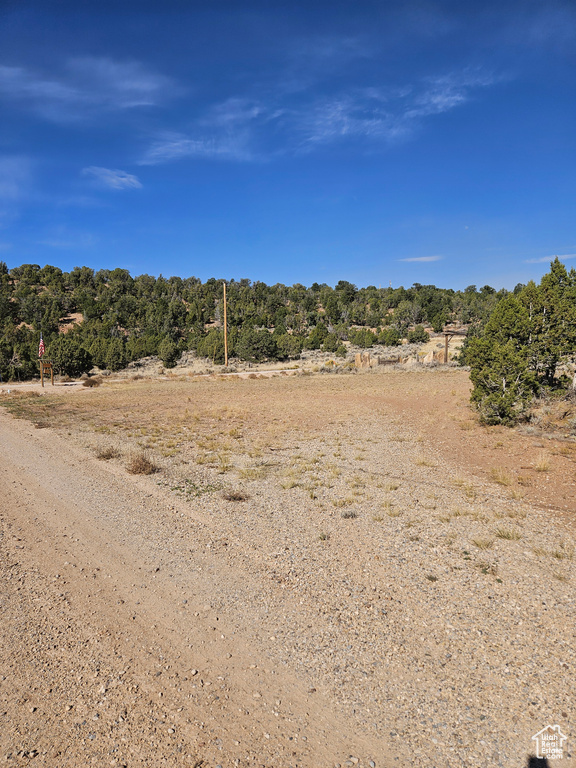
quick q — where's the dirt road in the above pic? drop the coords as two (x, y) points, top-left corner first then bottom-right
(0, 408), (387, 768)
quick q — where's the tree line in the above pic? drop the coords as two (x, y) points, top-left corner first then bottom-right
(0, 260), (510, 382)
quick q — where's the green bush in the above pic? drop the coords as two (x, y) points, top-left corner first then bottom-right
(407, 325), (430, 344)
(469, 338), (538, 424)
(158, 338), (179, 368)
(196, 329), (226, 364)
(322, 332), (340, 353)
(276, 333), (303, 359)
(351, 329), (376, 348)
(304, 323), (329, 350)
(105, 338), (126, 371)
(235, 328), (278, 363)
(378, 327), (401, 346)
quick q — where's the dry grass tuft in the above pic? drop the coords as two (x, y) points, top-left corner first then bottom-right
(495, 527), (522, 540)
(551, 545), (574, 561)
(415, 455), (437, 467)
(534, 454), (550, 472)
(126, 451), (158, 475)
(509, 488), (526, 500)
(472, 537), (495, 550)
(532, 545), (573, 560)
(490, 467), (512, 486)
(341, 510), (358, 519)
(222, 490), (249, 501)
(217, 452), (232, 473)
(95, 444), (120, 460)
(553, 572), (569, 582)
(333, 497), (354, 508)
(476, 561), (498, 576)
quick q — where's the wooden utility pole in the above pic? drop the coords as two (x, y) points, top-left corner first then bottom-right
(223, 281), (228, 367)
(442, 328), (468, 363)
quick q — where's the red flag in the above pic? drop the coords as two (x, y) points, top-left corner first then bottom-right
(38, 336), (45, 358)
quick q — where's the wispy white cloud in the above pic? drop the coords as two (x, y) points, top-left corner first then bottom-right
(296, 94), (391, 146)
(0, 57), (175, 121)
(140, 97), (272, 165)
(68, 57), (174, 108)
(141, 64), (497, 165)
(399, 255), (443, 263)
(299, 70), (496, 148)
(133, 48), (499, 169)
(140, 132), (254, 165)
(525, 254), (576, 264)
(199, 97), (266, 128)
(83, 166), (142, 190)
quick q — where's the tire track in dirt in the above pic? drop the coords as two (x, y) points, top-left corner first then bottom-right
(0, 409), (394, 767)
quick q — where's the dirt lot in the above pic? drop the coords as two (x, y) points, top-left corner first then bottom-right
(1, 367), (574, 767)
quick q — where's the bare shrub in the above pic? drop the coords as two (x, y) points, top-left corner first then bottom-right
(83, 376), (102, 388)
(127, 451), (158, 475)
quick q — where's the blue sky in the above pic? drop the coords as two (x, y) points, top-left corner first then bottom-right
(0, 0), (574, 290)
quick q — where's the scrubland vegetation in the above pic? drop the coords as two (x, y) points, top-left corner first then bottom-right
(0, 260), (503, 379)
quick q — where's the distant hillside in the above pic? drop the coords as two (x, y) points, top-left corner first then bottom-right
(0, 262), (508, 380)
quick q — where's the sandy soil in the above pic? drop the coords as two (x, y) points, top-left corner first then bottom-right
(1, 367), (574, 768)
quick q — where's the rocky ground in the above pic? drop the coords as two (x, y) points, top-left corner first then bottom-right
(0, 367), (574, 767)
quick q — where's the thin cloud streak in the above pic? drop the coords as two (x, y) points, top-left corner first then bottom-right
(525, 254), (576, 264)
(0, 58), (175, 121)
(140, 133), (254, 165)
(83, 166), (142, 190)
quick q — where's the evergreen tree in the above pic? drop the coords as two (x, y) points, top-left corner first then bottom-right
(49, 335), (92, 377)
